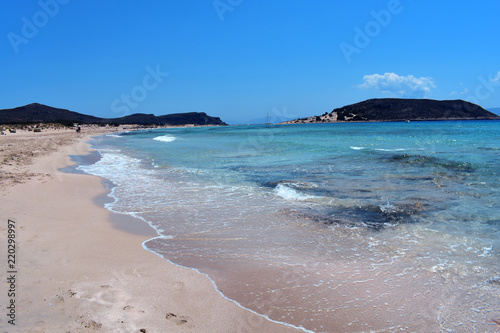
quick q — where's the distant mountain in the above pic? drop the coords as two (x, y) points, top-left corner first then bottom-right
(283, 99), (500, 124)
(0, 103), (102, 124)
(0, 103), (227, 126)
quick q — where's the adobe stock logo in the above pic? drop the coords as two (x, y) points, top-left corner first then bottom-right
(466, 71), (500, 106)
(213, 0), (243, 21)
(340, 0), (405, 64)
(110, 65), (169, 117)
(7, 0), (71, 54)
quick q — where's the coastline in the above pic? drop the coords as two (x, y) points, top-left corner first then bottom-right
(0, 129), (298, 332)
(279, 117), (500, 125)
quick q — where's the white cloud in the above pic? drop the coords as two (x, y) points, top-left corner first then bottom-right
(492, 71), (500, 83)
(358, 72), (436, 98)
(450, 86), (469, 96)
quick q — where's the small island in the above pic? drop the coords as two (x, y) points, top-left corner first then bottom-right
(282, 98), (500, 124)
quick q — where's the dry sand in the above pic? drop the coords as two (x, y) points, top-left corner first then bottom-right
(0, 128), (299, 332)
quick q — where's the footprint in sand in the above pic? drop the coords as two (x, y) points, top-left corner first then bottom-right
(166, 312), (190, 325)
(173, 281), (185, 291)
(123, 305), (133, 312)
(84, 320), (102, 329)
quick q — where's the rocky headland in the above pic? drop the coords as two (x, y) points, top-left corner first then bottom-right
(282, 99), (500, 124)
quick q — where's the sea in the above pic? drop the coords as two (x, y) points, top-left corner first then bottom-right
(79, 121), (500, 332)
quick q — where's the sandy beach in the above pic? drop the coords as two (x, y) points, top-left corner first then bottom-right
(0, 127), (299, 332)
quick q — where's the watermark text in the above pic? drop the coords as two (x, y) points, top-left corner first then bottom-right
(7, 0), (71, 54)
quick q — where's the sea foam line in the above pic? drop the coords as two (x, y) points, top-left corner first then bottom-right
(77, 150), (168, 238)
(350, 146), (424, 152)
(153, 134), (176, 143)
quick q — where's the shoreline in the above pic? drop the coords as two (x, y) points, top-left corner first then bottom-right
(278, 117), (500, 125)
(0, 129), (298, 332)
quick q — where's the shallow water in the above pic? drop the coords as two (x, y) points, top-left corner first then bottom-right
(80, 121), (500, 332)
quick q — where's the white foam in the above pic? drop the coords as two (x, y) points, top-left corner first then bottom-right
(96, 148), (122, 153)
(351, 146), (422, 152)
(379, 200), (397, 213)
(273, 183), (314, 201)
(375, 148), (408, 152)
(153, 135), (176, 143)
(478, 246), (493, 257)
(79, 151), (149, 180)
(78, 151), (168, 237)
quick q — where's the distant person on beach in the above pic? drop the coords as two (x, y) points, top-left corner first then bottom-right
(76, 126), (81, 133)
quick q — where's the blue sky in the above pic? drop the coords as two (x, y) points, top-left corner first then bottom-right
(1, 0), (499, 124)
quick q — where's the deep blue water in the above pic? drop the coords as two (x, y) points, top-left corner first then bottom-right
(81, 121), (500, 332)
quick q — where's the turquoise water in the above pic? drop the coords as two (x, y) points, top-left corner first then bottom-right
(81, 121), (500, 332)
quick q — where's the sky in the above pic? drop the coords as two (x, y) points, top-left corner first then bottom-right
(1, 1), (499, 124)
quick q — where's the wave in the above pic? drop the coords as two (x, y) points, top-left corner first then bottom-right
(375, 148), (409, 152)
(78, 151), (153, 185)
(77, 151), (167, 235)
(96, 148), (122, 153)
(273, 183), (315, 201)
(350, 146), (423, 152)
(153, 135), (177, 143)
